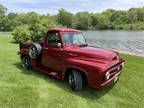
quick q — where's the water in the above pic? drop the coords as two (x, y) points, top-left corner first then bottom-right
(82, 30), (144, 54)
(0, 32), (11, 35)
(1, 31), (144, 54)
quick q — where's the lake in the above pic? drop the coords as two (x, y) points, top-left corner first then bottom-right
(82, 30), (144, 54)
(0, 31), (144, 54)
(0, 32), (11, 35)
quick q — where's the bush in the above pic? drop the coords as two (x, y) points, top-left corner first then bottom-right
(30, 23), (45, 42)
(12, 25), (31, 43)
(11, 14), (63, 43)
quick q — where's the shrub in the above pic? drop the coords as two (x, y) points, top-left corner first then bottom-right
(12, 15), (62, 43)
(30, 23), (45, 42)
(12, 25), (31, 43)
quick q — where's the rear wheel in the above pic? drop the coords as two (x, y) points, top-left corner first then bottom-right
(22, 56), (32, 70)
(68, 69), (83, 91)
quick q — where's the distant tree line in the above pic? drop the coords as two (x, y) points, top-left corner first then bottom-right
(1, 4), (144, 42)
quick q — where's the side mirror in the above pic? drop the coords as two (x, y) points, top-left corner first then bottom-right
(57, 43), (62, 48)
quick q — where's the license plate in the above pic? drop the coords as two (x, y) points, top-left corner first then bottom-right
(113, 76), (118, 83)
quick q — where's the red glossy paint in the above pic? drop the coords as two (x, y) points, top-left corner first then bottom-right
(19, 28), (125, 90)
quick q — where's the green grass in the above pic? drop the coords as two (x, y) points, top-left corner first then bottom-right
(0, 35), (144, 108)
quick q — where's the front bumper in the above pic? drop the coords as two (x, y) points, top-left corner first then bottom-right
(101, 70), (121, 87)
(100, 60), (124, 89)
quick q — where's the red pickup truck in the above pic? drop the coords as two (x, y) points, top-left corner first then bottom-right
(19, 28), (124, 91)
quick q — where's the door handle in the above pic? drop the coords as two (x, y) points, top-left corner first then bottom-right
(56, 53), (60, 56)
(43, 47), (48, 50)
(69, 53), (78, 56)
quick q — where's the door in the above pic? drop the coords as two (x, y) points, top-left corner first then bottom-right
(42, 32), (65, 72)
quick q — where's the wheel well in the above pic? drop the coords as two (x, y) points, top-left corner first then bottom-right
(21, 54), (28, 59)
(64, 68), (88, 86)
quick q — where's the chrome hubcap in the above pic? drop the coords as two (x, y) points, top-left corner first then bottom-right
(68, 74), (74, 85)
(23, 58), (29, 69)
(29, 46), (37, 59)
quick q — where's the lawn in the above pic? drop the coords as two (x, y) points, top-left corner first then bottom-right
(0, 35), (144, 108)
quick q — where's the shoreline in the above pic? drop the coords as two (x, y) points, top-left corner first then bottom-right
(115, 50), (144, 57)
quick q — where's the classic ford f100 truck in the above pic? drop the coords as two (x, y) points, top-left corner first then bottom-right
(19, 28), (124, 91)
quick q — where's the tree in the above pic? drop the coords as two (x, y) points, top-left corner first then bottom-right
(75, 12), (89, 30)
(137, 8), (144, 22)
(0, 4), (7, 14)
(89, 13), (98, 29)
(0, 4), (9, 31)
(1, 3), (144, 34)
(12, 12), (62, 42)
(57, 9), (73, 28)
(127, 8), (138, 23)
(12, 25), (31, 43)
(94, 14), (110, 30)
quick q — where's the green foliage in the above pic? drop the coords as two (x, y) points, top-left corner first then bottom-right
(75, 12), (89, 30)
(89, 13), (98, 28)
(11, 12), (62, 43)
(0, 5), (9, 31)
(30, 23), (45, 42)
(0, 4), (7, 14)
(95, 14), (110, 29)
(12, 25), (31, 43)
(2, 4), (144, 42)
(115, 23), (144, 30)
(0, 15), (10, 31)
(127, 8), (138, 23)
(57, 9), (73, 28)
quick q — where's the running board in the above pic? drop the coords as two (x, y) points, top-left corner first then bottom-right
(34, 64), (61, 79)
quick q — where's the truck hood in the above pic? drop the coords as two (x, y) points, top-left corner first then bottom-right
(66, 46), (118, 61)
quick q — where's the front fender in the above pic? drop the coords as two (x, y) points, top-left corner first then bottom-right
(64, 57), (109, 73)
(63, 57), (110, 84)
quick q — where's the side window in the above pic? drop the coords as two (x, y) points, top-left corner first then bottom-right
(47, 33), (60, 46)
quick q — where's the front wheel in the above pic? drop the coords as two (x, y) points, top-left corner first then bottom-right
(22, 56), (32, 70)
(68, 70), (83, 91)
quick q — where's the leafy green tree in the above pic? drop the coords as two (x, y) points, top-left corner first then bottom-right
(95, 14), (110, 29)
(57, 9), (73, 28)
(89, 13), (98, 29)
(12, 12), (62, 42)
(29, 13), (62, 41)
(127, 8), (138, 23)
(7, 13), (18, 30)
(0, 4), (7, 14)
(75, 12), (89, 30)
(2, 3), (144, 35)
(12, 25), (31, 43)
(137, 8), (144, 22)
(0, 5), (9, 31)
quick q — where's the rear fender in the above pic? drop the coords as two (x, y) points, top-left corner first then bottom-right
(20, 48), (29, 55)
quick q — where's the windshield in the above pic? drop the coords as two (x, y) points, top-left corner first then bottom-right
(62, 32), (87, 46)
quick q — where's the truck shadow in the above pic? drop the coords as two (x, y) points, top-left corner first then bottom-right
(13, 62), (115, 100)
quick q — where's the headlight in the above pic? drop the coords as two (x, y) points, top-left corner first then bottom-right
(105, 71), (110, 80)
(122, 62), (125, 68)
(116, 55), (120, 60)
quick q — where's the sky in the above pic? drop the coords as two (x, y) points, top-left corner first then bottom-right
(1, 0), (144, 14)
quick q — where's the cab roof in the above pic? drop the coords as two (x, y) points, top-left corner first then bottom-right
(48, 28), (80, 32)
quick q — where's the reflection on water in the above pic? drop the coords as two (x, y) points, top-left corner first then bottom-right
(82, 30), (144, 54)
